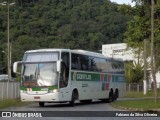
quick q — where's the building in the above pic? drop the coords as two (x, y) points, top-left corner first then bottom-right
(102, 43), (160, 87)
(102, 43), (133, 61)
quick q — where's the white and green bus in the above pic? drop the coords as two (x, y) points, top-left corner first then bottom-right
(13, 49), (125, 107)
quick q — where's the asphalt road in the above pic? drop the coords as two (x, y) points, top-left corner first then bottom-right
(1, 100), (122, 111)
(0, 100), (159, 120)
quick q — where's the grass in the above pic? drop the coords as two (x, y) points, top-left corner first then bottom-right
(123, 89), (160, 98)
(112, 99), (160, 111)
(0, 99), (32, 109)
(112, 89), (160, 111)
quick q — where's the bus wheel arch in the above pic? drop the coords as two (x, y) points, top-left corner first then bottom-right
(69, 88), (79, 106)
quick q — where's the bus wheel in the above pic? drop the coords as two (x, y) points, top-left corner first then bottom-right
(114, 89), (119, 100)
(39, 102), (45, 107)
(69, 90), (78, 107)
(108, 89), (114, 102)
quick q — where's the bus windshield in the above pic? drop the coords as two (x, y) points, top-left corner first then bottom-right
(22, 63), (58, 87)
(21, 52), (59, 87)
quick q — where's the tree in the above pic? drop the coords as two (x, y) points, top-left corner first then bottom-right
(125, 61), (144, 83)
(151, 0), (157, 103)
(0, 0), (131, 73)
(123, 0), (159, 102)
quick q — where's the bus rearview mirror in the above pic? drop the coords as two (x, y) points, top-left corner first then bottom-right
(57, 60), (61, 73)
(13, 61), (22, 74)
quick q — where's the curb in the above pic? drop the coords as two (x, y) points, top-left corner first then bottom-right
(147, 109), (160, 112)
(111, 104), (144, 111)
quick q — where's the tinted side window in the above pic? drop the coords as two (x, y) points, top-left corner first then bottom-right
(71, 53), (124, 73)
(71, 53), (80, 70)
(80, 55), (90, 71)
(71, 53), (90, 71)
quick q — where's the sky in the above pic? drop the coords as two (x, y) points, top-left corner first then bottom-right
(110, 0), (136, 6)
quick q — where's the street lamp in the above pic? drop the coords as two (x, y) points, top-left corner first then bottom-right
(0, 2), (15, 81)
(2, 51), (7, 56)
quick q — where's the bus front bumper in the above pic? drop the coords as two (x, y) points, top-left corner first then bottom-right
(20, 92), (61, 102)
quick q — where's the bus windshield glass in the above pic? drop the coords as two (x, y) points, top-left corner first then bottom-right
(21, 52), (59, 87)
(22, 63), (58, 87)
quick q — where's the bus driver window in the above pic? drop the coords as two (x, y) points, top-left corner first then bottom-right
(60, 52), (69, 88)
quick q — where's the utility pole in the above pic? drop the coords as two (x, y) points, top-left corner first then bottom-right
(143, 39), (147, 95)
(7, 2), (11, 82)
(0, 2), (15, 82)
(151, 0), (157, 103)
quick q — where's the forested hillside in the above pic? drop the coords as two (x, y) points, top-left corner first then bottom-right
(0, 0), (131, 72)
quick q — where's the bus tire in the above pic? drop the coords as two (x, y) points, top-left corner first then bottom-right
(69, 90), (78, 107)
(114, 89), (119, 100)
(39, 102), (45, 107)
(108, 89), (114, 102)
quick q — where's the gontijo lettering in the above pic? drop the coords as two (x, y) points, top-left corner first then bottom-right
(77, 73), (91, 80)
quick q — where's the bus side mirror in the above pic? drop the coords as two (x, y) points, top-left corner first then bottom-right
(13, 61), (21, 74)
(57, 60), (61, 73)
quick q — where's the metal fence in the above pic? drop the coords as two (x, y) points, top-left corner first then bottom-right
(0, 82), (20, 100)
(126, 83), (160, 92)
(126, 83), (143, 92)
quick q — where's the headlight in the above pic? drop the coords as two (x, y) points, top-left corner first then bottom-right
(48, 89), (59, 93)
(20, 90), (27, 93)
(53, 89), (59, 92)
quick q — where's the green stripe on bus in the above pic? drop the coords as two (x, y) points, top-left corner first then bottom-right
(20, 86), (27, 91)
(71, 71), (100, 81)
(71, 71), (125, 82)
(48, 85), (58, 90)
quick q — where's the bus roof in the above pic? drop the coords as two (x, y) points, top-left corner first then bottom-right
(71, 49), (123, 61)
(25, 49), (71, 53)
(71, 49), (105, 58)
(24, 49), (123, 61)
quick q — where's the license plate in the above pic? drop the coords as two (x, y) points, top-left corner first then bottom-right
(34, 96), (40, 99)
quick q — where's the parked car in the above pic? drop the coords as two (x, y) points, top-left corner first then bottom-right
(0, 74), (15, 81)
